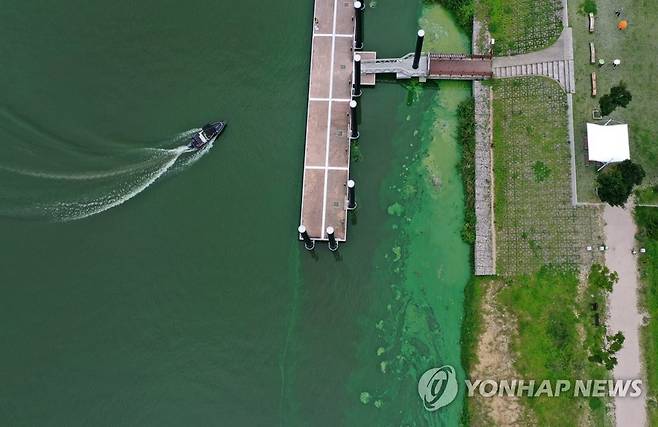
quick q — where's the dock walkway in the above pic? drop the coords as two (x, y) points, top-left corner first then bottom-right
(361, 53), (493, 81)
(299, 0), (356, 241)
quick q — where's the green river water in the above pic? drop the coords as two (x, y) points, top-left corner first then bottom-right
(0, 1), (471, 425)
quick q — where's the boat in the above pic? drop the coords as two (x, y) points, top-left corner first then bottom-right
(187, 121), (226, 150)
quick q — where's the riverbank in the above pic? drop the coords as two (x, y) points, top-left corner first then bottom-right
(462, 0), (616, 424)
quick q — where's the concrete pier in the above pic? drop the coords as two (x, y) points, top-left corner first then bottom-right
(299, 11), (493, 246)
(299, 0), (357, 241)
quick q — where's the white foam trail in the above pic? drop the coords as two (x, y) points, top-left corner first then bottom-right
(0, 161), (157, 181)
(0, 127), (213, 221)
(61, 148), (187, 221)
(0, 145), (191, 181)
(175, 138), (214, 170)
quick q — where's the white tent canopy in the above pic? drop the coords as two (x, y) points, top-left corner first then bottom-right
(586, 123), (630, 163)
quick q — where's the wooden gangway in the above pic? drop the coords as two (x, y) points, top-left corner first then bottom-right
(299, 0), (358, 243)
(428, 53), (493, 79)
(360, 52), (493, 82)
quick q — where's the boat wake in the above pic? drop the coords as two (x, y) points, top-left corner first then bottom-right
(0, 128), (212, 221)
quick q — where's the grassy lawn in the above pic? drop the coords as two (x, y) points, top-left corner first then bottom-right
(568, 0), (658, 202)
(478, 0), (563, 55)
(636, 185), (658, 205)
(635, 207), (658, 424)
(498, 266), (612, 425)
(491, 77), (603, 274)
(498, 270), (575, 423)
(464, 1), (624, 423)
(482, 77), (612, 424)
(580, 265), (616, 426)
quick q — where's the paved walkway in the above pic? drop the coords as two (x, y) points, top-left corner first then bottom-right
(604, 205), (647, 427)
(493, 28), (575, 93)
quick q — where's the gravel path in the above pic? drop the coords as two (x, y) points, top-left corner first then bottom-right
(604, 204), (647, 427)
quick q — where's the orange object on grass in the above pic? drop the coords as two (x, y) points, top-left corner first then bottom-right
(618, 20), (628, 30)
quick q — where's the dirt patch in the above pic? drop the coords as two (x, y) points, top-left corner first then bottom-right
(469, 281), (534, 426)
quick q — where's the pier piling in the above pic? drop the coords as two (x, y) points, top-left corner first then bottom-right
(347, 180), (357, 210)
(327, 226), (339, 251)
(298, 225), (315, 250)
(353, 54), (362, 97)
(349, 100), (359, 140)
(412, 29), (425, 70)
(354, 1), (364, 50)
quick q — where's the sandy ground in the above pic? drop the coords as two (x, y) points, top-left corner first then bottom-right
(604, 204), (647, 426)
(470, 282), (533, 426)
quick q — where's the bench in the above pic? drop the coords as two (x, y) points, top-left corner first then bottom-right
(589, 42), (596, 64)
(591, 72), (597, 96)
(589, 13), (595, 33)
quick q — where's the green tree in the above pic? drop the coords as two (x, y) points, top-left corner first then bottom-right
(597, 169), (630, 206)
(599, 81), (632, 116)
(607, 331), (625, 353)
(588, 264), (619, 292)
(597, 160), (645, 206)
(578, 0), (597, 15)
(589, 331), (625, 370)
(619, 159), (646, 186)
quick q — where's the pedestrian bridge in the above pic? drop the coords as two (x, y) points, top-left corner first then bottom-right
(360, 52), (493, 83)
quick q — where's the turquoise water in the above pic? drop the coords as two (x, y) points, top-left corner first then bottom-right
(0, 1), (471, 425)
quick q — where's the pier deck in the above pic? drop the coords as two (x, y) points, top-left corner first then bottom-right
(300, 0), (356, 241)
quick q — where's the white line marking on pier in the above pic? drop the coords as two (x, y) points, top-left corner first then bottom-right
(320, 0), (339, 239)
(314, 33), (353, 38)
(309, 97), (351, 102)
(305, 165), (349, 171)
